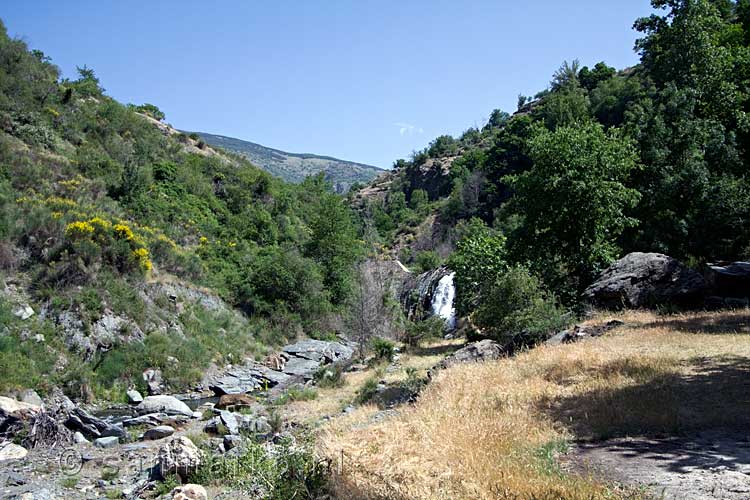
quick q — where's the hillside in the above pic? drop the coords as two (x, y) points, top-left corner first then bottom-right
(194, 132), (384, 193)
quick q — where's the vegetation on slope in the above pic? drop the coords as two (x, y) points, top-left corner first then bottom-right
(0, 20), (362, 399)
(359, 0), (750, 341)
(195, 132), (383, 193)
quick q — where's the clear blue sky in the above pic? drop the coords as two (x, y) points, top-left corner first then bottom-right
(3, 1), (653, 168)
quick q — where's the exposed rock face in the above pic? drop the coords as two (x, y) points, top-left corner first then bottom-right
(401, 267), (451, 321)
(143, 368), (164, 395)
(0, 396), (41, 419)
(94, 436), (119, 448)
(208, 339), (355, 394)
(403, 157), (455, 201)
(157, 437), (202, 479)
(13, 305), (34, 320)
(429, 339), (502, 377)
(583, 252), (707, 309)
(216, 393), (255, 410)
(136, 396), (193, 417)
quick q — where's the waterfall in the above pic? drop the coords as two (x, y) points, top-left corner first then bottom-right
(431, 272), (456, 330)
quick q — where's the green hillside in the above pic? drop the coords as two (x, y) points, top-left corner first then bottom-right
(195, 132), (384, 193)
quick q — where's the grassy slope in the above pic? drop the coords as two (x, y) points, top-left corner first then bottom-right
(320, 310), (750, 500)
(195, 132), (383, 192)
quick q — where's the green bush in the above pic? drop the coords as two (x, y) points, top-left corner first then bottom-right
(314, 363), (344, 388)
(413, 250), (440, 273)
(371, 337), (395, 362)
(402, 317), (445, 348)
(473, 265), (568, 350)
(355, 377), (380, 405)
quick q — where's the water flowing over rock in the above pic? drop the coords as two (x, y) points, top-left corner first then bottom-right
(401, 267), (451, 320)
(431, 272), (456, 330)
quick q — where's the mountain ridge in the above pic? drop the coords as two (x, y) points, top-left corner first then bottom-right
(193, 131), (385, 193)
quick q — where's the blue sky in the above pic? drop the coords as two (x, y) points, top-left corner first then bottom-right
(3, 1), (652, 168)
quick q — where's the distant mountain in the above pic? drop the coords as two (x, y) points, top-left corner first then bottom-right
(194, 132), (384, 193)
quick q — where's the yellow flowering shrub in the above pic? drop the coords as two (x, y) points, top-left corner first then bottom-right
(65, 221), (95, 237)
(131, 247), (152, 271)
(44, 196), (78, 211)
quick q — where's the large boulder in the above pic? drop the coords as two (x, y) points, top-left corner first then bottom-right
(583, 252), (707, 309)
(65, 408), (127, 440)
(157, 437), (202, 479)
(705, 262), (750, 299)
(171, 484), (208, 500)
(282, 339), (354, 365)
(0, 396), (41, 419)
(429, 339), (502, 377)
(0, 442), (28, 461)
(136, 396), (193, 417)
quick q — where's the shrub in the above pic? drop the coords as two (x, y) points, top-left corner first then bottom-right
(314, 363), (344, 389)
(355, 377), (380, 405)
(413, 250), (440, 273)
(473, 265), (568, 350)
(402, 317), (445, 348)
(371, 337), (395, 362)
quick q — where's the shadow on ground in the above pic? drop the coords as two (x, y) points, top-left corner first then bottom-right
(640, 312), (750, 334)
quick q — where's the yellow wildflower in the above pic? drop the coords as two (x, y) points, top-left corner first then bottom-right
(65, 221), (95, 237)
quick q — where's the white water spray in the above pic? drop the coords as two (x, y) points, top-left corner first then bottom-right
(431, 272), (456, 330)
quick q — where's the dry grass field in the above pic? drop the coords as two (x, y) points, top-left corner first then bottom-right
(319, 309), (750, 500)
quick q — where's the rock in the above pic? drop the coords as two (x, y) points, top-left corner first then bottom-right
(136, 395), (192, 417)
(546, 320), (624, 346)
(142, 368), (164, 395)
(32, 334), (44, 343)
(223, 434), (242, 451)
(94, 436), (119, 448)
(18, 389), (43, 408)
(705, 261), (750, 299)
(123, 413), (169, 427)
(13, 305), (34, 320)
(73, 431), (89, 444)
(208, 363), (294, 395)
(0, 396), (41, 419)
(280, 356), (321, 379)
(429, 339), (502, 377)
(583, 252), (707, 309)
(203, 416), (221, 435)
(157, 437), (202, 479)
(216, 393), (255, 410)
(5, 471), (26, 485)
(142, 425), (175, 440)
(126, 389), (144, 404)
(65, 408), (126, 440)
(238, 415), (271, 434)
(219, 410), (239, 435)
(282, 339), (354, 364)
(0, 442), (27, 461)
(171, 483), (208, 500)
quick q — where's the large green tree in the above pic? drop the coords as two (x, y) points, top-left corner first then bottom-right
(507, 122), (642, 300)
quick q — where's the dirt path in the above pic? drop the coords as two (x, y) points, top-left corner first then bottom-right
(567, 431), (750, 499)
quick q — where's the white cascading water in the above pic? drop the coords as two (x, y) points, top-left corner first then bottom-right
(431, 272), (456, 330)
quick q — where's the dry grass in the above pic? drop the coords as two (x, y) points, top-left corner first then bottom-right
(320, 309), (750, 500)
(282, 338), (463, 425)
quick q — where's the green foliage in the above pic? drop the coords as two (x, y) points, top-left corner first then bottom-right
(507, 122), (641, 301)
(371, 337), (395, 362)
(355, 376), (380, 405)
(413, 250), (441, 273)
(314, 363), (345, 388)
(448, 219), (507, 316)
(190, 437), (327, 499)
(401, 316), (445, 348)
(473, 265), (568, 350)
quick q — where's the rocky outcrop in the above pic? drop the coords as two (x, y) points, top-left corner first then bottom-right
(208, 339), (355, 394)
(583, 252), (707, 309)
(143, 425), (175, 440)
(546, 320), (624, 346)
(0, 442), (28, 461)
(171, 484), (208, 500)
(429, 339), (502, 377)
(65, 407), (126, 440)
(401, 267), (451, 320)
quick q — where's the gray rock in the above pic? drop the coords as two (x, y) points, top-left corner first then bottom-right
(18, 389), (43, 408)
(73, 431), (89, 444)
(13, 305), (34, 320)
(282, 339), (354, 364)
(142, 368), (163, 395)
(219, 410), (239, 435)
(157, 437), (202, 479)
(223, 434), (242, 451)
(126, 389), (143, 404)
(136, 395), (192, 417)
(429, 339), (502, 377)
(583, 252), (707, 309)
(4, 471), (26, 485)
(208, 363), (294, 395)
(94, 436), (119, 448)
(142, 425), (174, 440)
(705, 261), (750, 299)
(281, 357), (321, 379)
(65, 408), (126, 440)
(123, 413), (168, 427)
(0, 442), (27, 461)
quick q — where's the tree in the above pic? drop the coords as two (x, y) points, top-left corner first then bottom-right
(507, 122), (641, 300)
(578, 62), (617, 91)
